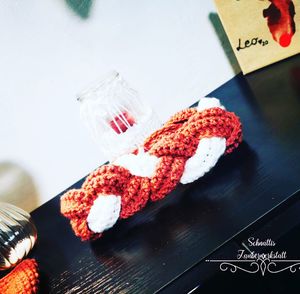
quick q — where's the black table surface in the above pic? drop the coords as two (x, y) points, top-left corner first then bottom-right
(28, 54), (300, 293)
(165, 189), (300, 294)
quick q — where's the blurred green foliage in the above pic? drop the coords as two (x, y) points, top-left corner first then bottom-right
(65, 0), (93, 19)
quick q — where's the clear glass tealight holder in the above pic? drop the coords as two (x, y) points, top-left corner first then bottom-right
(78, 71), (160, 161)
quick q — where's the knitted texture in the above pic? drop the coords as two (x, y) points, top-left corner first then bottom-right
(61, 98), (242, 241)
(0, 259), (39, 294)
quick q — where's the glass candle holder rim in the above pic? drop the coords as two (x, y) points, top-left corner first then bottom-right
(77, 71), (132, 103)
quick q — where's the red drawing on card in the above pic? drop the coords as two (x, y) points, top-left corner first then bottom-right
(263, 0), (296, 47)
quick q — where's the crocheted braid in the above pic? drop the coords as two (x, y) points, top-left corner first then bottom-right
(0, 259), (39, 294)
(61, 98), (242, 241)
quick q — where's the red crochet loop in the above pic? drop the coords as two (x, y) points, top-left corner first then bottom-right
(0, 259), (39, 294)
(61, 106), (242, 241)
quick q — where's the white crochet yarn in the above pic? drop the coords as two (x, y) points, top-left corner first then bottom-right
(87, 97), (226, 233)
(179, 97), (226, 184)
(197, 97), (225, 111)
(113, 148), (160, 178)
(87, 195), (121, 233)
(180, 137), (226, 184)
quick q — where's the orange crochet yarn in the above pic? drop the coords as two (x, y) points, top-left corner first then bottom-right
(61, 102), (242, 241)
(0, 259), (39, 294)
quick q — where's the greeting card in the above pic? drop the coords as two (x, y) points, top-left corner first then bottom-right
(215, 0), (300, 74)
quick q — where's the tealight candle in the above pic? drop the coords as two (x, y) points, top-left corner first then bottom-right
(109, 111), (136, 134)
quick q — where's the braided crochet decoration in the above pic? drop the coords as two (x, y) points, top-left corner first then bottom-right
(61, 98), (242, 241)
(0, 259), (39, 294)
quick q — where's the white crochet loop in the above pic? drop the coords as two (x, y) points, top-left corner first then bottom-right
(180, 97), (226, 183)
(87, 195), (121, 233)
(180, 137), (226, 184)
(87, 97), (226, 233)
(197, 97), (225, 112)
(113, 148), (160, 178)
